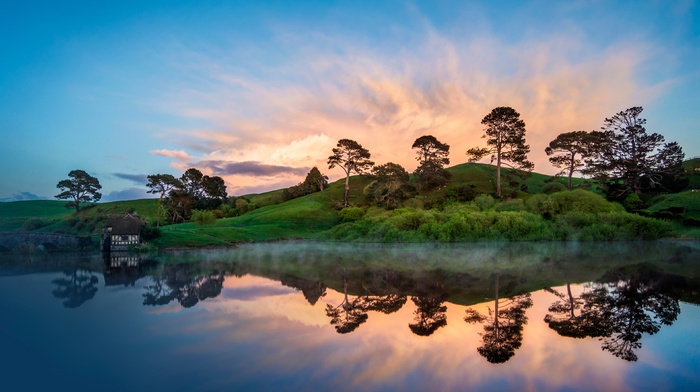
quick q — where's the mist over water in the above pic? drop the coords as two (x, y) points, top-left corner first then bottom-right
(1, 241), (699, 391)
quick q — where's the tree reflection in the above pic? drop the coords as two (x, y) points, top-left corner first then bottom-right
(280, 274), (327, 306)
(578, 267), (680, 361)
(543, 283), (607, 339)
(464, 274), (532, 363)
(143, 264), (225, 308)
(409, 295), (448, 336)
(52, 268), (99, 308)
(325, 269), (368, 334)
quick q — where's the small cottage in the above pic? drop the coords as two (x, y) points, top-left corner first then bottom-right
(103, 214), (145, 252)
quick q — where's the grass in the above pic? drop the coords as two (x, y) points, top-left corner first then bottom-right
(0, 200), (71, 231)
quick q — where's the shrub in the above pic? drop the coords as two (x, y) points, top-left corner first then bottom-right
(448, 185), (478, 202)
(141, 225), (162, 241)
(496, 199), (526, 212)
(542, 182), (567, 194)
(21, 218), (45, 231)
(473, 194), (495, 211)
(338, 207), (366, 222)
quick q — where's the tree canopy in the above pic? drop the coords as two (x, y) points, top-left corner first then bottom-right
(55, 169), (102, 213)
(467, 107), (533, 197)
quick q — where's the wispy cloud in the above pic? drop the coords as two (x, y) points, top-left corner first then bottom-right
(151, 149), (193, 161)
(113, 173), (148, 186)
(102, 188), (155, 202)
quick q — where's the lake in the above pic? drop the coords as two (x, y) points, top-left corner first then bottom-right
(1, 241), (699, 391)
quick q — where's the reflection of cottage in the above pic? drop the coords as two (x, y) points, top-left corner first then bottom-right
(103, 214), (145, 252)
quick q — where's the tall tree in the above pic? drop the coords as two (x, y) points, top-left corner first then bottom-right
(328, 139), (374, 207)
(588, 106), (685, 198)
(146, 174), (181, 226)
(367, 162), (414, 208)
(412, 135), (452, 190)
(545, 131), (601, 190)
(55, 169), (102, 213)
(466, 107), (533, 197)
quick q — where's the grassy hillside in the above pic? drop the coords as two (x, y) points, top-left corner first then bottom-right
(2, 160), (697, 245)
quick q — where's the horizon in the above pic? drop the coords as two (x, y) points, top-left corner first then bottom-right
(1, 1), (698, 202)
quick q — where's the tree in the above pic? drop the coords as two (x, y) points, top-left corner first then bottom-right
(181, 168), (205, 199)
(412, 135), (452, 190)
(588, 107), (685, 199)
(146, 174), (181, 226)
(367, 162), (414, 208)
(191, 209), (216, 231)
(325, 269), (369, 334)
(466, 107), (533, 197)
(55, 169), (102, 213)
(304, 166), (329, 192)
(545, 131), (601, 190)
(282, 167), (329, 201)
(328, 139), (374, 207)
(202, 175), (228, 208)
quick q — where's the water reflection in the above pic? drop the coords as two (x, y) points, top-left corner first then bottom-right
(464, 274), (533, 363)
(51, 267), (99, 308)
(142, 263), (226, 308)
(555, 265), (681, 362)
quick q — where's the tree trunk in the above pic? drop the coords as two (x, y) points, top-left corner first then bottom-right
(496, 152), (502, 198)
(344, 173), (350, 207)
(568, 155), (575, 191)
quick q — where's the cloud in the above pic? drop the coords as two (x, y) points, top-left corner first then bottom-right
(113, 173), (148, 186)
(151, 149), (192, 161)
(0, 192), (46, 202)
(101, 188), (155, 202)
(200, 161), (308, 177)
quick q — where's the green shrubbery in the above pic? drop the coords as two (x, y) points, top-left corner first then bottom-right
(323, 190), (673, 242)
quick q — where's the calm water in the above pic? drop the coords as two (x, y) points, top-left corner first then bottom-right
(1, 242), (699, 391)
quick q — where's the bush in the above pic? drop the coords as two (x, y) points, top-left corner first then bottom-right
(542, 182), (567, 194)
(21, 218), (45, 231)
(473, 194), (495, 211)
(448, 185), (478, 202)
(495, 199), (526, 212)
(338, 207), (366, 222)
(141, 225), (162, 241)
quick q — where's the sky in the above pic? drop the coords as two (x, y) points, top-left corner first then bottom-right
(0, 0), (698, 202)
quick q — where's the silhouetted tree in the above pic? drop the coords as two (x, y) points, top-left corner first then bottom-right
(143, 264), (225, 308)
(587, 106), (685, 199)
(466, 107), (533, 197)
(52, 268), (99, 308)
(328, 139), (374, 207)
(282, 167), (329, 201)
(545, 131), (601, 190)
(202, 175), (228, 208)
(464, 275), (533, 363)
(55, 170), (102, 213)
(412, 135), (452, 190)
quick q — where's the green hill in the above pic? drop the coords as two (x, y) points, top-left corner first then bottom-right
(1, 160), (697, 246)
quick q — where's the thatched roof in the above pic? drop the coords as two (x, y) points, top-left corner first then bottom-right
(105, 214), (145, 235)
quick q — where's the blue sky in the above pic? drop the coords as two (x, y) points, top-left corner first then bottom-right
(1, 0), (698, 201)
